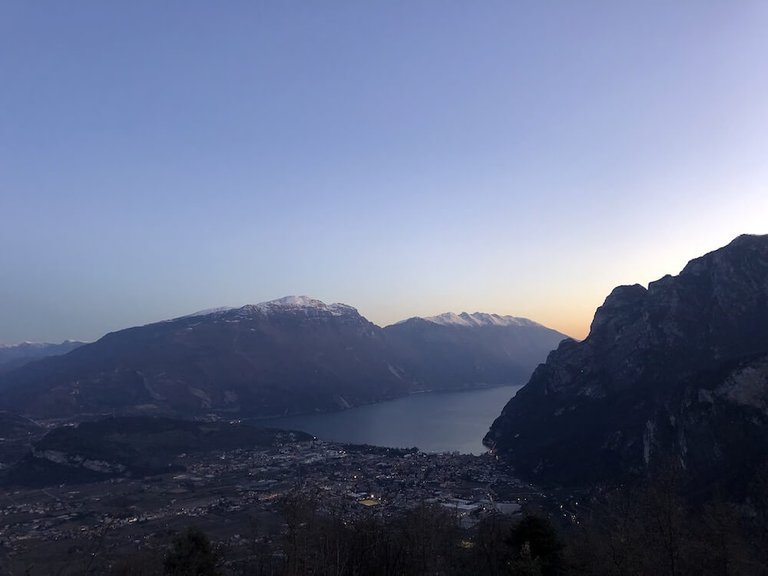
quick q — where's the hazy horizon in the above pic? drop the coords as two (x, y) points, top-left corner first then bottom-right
(3, 2), (768, 345)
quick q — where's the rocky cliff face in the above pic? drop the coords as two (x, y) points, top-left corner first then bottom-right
(484, 235), (768, 491)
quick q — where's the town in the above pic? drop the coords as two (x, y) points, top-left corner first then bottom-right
(0, 434), (569, 574)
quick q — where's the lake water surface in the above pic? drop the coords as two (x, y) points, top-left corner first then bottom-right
(261, 384), (524, 454)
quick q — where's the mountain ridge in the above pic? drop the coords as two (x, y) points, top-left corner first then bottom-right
(391, 311), (547, 330)
(0, 340), (86, 373)
(0, 298), (565, 420)
(484, 234), (768, 493)
(384, 314), (567, 392)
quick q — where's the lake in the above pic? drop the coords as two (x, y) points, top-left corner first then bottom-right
(259, 384), (524, 454)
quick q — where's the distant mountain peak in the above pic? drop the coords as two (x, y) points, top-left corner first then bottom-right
(241, 295), (358, 317)
(177, 296), (359, 322)
(0, 340), (86, 372)
(0, 340), (86, 350)
(263, 295), (326, 307)
(423, 311), (541, 328)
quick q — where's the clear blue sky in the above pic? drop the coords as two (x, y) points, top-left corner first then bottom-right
(2, 1), (767, 344)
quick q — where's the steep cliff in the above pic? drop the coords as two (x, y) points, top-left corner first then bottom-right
(485, 235), (768, 491)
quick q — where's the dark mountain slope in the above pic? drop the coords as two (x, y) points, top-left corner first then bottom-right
(2, 416), (310, 487)
(0, 411), (45, 468)
(385, 313), (567, 390)
(0, 297), (408, 418)
(0, 297), (567, 421)
(485, 234), (768, 492)
(0, 340), (85, 372)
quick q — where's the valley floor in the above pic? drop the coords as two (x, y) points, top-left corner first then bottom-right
(0, 437), (559, 575)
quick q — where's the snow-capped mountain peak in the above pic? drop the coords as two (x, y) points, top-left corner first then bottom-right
(424, 312), (541, 328)
(240, 296), (358, 317)
(175, 297), (358, 322)
(261, 295), (326, 308)
(0, 340), (87, 350)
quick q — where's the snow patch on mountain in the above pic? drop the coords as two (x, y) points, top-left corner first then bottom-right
(0, 340), (86, 350)
(263, 295), (324, 308)
(177, 297), (358, 321)
(423, 312), (542, 328)
(177, 307), (234, 319)
(240, 296), (358, 317)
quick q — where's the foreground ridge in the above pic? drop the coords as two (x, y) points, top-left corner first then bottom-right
(485, 234), (768, 493)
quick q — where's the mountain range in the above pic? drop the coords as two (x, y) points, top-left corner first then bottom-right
(385, 312), (565, 391)
(0, 296), (566, 419)
(484, 234), (768, 494)
(0, 340), (85, 373)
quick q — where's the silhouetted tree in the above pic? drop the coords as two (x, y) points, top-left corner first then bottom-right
(506, 513), (563, 576)
(474, 513), (518, 576)
(690, 499), (752, 576)
(163, 527), (220, 576)
(508, 541), (543, 576)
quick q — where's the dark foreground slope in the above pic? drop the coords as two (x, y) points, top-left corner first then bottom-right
(2, 416), (310, 487)
(0, 297), (408, 418)
(485, 234), (768, 491)
(0, 411), (45, 467)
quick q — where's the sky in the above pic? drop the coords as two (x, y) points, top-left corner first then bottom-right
(2, 1), (768, 345)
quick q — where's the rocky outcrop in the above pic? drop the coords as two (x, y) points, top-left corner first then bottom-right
(484, 235), (768, 492)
